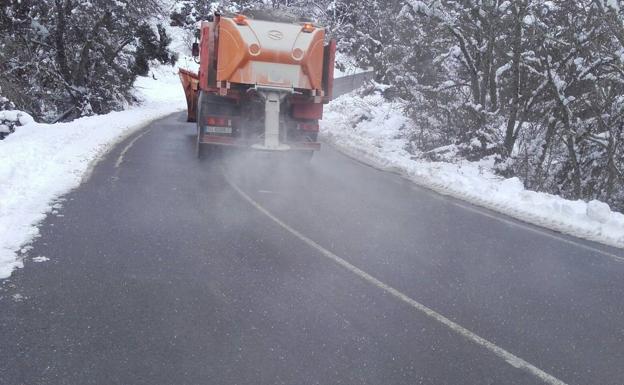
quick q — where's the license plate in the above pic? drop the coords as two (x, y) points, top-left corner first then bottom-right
(204, 126), (232, 134)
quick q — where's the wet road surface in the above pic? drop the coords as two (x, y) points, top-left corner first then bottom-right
(2, 112), (624, 385)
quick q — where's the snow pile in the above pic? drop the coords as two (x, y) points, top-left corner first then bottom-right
(0, 110), (33, 140)
(0, 65), (185, 279)
(321, 90), (624, 249)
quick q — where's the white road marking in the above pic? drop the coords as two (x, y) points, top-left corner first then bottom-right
(413, 186), (624, 263)
(224, 174), (568, 385)
(448, 197), (624, 263)
(336, 146), (624, 262)
(115, 129), (152, 168)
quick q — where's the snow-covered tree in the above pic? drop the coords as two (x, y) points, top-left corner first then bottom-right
(329, 0), (624, 209)
(0, 0), (176, 122)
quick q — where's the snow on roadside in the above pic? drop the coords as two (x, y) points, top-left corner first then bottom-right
(321, 90), (624, 249)
(0, 65), (185, 279)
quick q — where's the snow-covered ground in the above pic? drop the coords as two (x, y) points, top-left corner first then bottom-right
(321, 89), (624, 250)
(0, 65), (186, 279)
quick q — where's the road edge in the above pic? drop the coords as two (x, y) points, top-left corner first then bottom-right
(320, 135), (624, 258)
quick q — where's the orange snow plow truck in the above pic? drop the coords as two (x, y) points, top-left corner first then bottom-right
(179, 12), (336, 157)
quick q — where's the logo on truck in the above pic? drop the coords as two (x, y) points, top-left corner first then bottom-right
(268, 30), (284, 40)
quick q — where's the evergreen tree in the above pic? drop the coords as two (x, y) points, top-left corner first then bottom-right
(0, 0), (176, 121)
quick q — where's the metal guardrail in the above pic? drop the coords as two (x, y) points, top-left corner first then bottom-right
(332, 69), (375, 100)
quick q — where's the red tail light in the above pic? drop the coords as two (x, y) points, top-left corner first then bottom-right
(298, 122), (319, 132)
(206, 117), (230, 127)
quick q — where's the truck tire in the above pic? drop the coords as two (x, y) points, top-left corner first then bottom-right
(195, 114), (211, 159)
(301, 131), (318, 161)
(196, 92), (205, 159)
(195, 123), (205, 159)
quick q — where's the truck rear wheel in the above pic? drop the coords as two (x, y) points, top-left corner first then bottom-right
(195, 124), (204, 158)
(301, 131), (318, 161)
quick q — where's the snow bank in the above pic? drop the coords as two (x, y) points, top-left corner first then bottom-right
(0, 110), (34, 139)
(0, 65), (185, 279)
(321, 90), (624, 249)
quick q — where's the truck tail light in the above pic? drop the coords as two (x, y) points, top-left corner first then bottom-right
(206, 117), (230, 127)
(298, 122), (319, 132)
(302, 23), (315, 33)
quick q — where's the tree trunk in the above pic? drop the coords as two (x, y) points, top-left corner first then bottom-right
(54, 0), (71, 83)
(565, 129), (583, 199)
(450, 28), (480, 105)
(534, 118), (557, 190)
(503, 4), (525, 156)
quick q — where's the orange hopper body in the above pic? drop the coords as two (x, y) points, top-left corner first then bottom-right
(216, 16), (326, 91)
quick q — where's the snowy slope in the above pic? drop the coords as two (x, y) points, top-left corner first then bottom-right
(0, 65), (186, 279)
(321, 90), (624, 250)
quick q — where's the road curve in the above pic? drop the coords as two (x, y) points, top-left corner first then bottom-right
(1, 112), (624, 385)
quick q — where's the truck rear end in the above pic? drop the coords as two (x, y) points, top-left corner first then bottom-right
(179, 12), (336, 157)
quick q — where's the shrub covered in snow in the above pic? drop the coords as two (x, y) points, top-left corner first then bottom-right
(0, 88), (14, 111)
(0, 86), (27, 140)
(0, 110), (34, 140)
(0, 0), (176, 122)
(331, 0), (624, 212)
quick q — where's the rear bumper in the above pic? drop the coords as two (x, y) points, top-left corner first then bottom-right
(199, 134), (321, 151)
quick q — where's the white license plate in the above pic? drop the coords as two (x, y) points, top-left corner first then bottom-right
(204, 126), (232, 134)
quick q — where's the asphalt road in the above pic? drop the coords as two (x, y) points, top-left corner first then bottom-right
(2, 112), (624, 385)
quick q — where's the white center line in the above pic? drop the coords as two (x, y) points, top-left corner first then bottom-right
(115, 128), (152, 168)
(224, 173), (568, 385)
